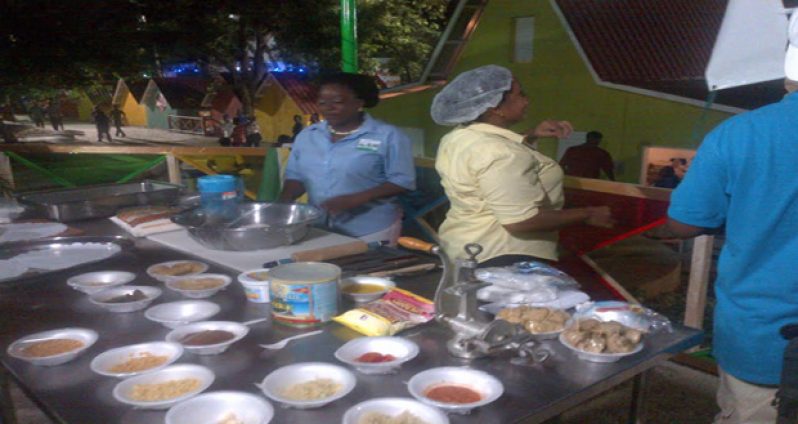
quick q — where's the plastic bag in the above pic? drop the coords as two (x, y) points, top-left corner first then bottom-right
(333, 288), (435, 337)
(476, 284), (558, 304)
(475, 261), (580, 291)
(571, 301), (673, 333)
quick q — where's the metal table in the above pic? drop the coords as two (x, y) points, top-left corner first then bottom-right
(0, 219), (703, 423)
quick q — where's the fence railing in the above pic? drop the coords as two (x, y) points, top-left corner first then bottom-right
(167, 115), (219, 136)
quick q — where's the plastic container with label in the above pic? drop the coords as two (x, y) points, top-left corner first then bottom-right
(197, 175), (240, 220)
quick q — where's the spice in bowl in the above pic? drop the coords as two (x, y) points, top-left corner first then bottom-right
(22, 339), (84, 358)
(173, 278), (225, 291)
(280, 378), (342, 401)
(129, 378), (201, 401)
(355, 352), (397, 363)
(424, 384), (482, 404)
(104, 289), (148, 304)
(341, 283), (387, 295)
(108, 352), (169, 373)
(179, 330), (235, 346)
(151, 262), (205, 277)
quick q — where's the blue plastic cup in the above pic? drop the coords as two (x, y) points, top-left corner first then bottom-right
(197, 175), (240, 220)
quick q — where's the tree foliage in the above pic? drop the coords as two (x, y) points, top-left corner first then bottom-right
(1, 0), (450, 111)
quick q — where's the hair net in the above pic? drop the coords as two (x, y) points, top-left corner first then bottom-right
(430, 65), (513, 126)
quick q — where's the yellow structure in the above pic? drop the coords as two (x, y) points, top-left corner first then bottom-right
(253, 73), (318, 143)
(111, 79), (148, 126)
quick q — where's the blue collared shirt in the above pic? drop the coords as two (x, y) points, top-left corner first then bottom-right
(669, 92), (798, 385)
(284, 113), (416, 237)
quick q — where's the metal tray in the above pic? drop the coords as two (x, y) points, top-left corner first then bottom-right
(0, 236), (133, 285)
(18, 180), (182, 222)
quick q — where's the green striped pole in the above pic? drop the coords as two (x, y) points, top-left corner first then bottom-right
(340, 0), (358, 72)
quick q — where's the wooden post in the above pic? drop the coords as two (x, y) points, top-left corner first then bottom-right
(684, 235), (714, 328)
(0, 152), (13, 196)
(166, 154), (181, 186)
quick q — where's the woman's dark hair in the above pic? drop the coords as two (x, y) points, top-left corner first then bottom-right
(318, 73), (380, 108)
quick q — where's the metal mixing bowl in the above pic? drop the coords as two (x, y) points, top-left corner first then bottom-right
(171, 203), (322, 251)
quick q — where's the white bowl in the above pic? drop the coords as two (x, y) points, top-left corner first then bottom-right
(145, 300), (221, 329)
(67, 271), (136, 294)
(340, 276), (395, 303)
(165, 321), (249, 355)
(90, 341), (183, 378)
(334, 337), (419, 375)
(89, 285), (162, 313)
(113, 364), (214, 410)
(166, 391), (274, 424)
(558, 332), (644, 363)
(407, 367), (504, 414)
(147, 260), (209, 283)
(342, 397), (450, 424)
(7, 328), (98, 366)
(166, 274), (232, 299)
(237, 268), (271, 303)
(258, 362), (356, 409)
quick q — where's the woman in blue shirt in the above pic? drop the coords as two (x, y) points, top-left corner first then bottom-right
(279, 73), (416, 244)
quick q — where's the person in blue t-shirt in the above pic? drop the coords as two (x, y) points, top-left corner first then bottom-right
(666, 14), (798, 423)
(279, 73), (416, 244)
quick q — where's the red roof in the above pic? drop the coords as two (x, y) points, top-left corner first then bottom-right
(555, 0), (783, 109)
(272, 73), (319, 115)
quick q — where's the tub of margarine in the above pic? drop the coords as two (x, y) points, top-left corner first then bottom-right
(269, 262), (341, 327)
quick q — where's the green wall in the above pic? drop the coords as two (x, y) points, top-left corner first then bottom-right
(371, 0), (733, 183)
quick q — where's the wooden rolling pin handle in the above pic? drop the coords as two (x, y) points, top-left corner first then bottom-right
(397, 237), (436, 253)
(290, 240), (369, 262)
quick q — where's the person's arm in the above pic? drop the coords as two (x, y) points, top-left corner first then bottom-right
(504, 206), (613, 233)
(320, 182), (407, 214)
(664, 218), (714, 239)
(279, 179), (306, 202)
(602, 152), (616, 181)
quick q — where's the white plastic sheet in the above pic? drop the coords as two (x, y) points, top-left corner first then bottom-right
(705, 0), (788, 90)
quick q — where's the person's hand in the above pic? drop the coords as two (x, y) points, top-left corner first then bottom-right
(584, 206), (615, 228)
(526, 120), (573, 140)
(320, 193), (369, 215)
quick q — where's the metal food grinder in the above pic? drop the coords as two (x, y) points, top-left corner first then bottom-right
(399, 237), (550, 362)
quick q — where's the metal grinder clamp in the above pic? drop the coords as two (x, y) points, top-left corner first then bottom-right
(398, 237), (550, 363)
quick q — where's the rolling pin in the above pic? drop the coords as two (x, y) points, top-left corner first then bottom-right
(290, 240), (369, 262)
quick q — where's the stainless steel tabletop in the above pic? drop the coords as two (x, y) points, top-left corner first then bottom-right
(0, 219), (703, 424)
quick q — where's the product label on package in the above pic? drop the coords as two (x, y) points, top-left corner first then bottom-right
(271, 280), (338, 326)
(221, 190), (237, 200)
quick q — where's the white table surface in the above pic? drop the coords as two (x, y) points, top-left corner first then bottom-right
(146, 228), (356, 272)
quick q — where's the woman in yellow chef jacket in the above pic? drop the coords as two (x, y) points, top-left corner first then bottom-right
(430, 65), (614, 266)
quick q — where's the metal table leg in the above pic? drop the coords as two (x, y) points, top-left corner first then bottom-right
(0, 368), (17, 424)
(628, 370), (650, 424)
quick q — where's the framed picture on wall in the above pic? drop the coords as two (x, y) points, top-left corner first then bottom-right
(640, 146), (696, 188)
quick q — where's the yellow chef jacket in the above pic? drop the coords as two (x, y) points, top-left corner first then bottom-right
(435, 123), (564, 262)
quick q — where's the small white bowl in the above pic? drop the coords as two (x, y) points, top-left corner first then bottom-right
(237, 268), (271, 303)
(407, 367), (504, 414)
(343, 397), (450, 424)
(166, 274), (231, 299)
(147, 260), (209, 283)
(113, 364), (214, 410)
(165, 321), (249, 355)
(340, 276), (395, 303)
(166, 391), (274, 424)
(89, 285), (162, 313)
(90, 341), (184, 378)
(558, 332), (644, 363)
(258, 362), (356, 409)
(7, 328), (98, 366)
(145, 300), (221, 329)
(67, 271), (136, 294)
(334, 337), (419, 375)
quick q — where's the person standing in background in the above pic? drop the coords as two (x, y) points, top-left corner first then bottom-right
(47, 99), (64, 131)
(110, 105), (127, 137)
(291, 114), (304, 140)
(91, 106), (112, 142)
(559, 130), (615, 180)
(28, 102), (45, 128)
